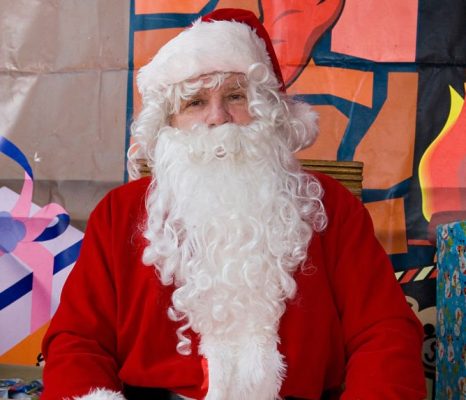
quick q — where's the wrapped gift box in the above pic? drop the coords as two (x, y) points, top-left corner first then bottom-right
(0, 186), (83, 361)
(436, 220), (466, 399)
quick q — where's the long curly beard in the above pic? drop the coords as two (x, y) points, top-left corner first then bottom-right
(142, 122), (325, 400)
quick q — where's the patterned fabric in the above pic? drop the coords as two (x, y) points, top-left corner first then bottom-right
(436, 221), (466, 399)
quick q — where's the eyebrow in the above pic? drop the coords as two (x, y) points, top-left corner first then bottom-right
(224, 81), (247, 91)
(192, 83), (245, 96)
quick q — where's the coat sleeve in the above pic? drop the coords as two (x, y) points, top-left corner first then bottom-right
(321, 177), (427, 399)
(41, 193), (126, 400)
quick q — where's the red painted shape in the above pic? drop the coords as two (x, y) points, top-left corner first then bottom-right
(422, 92), (466, 217)
(400, 269), (419, 283)
(262, 0), (345, 86)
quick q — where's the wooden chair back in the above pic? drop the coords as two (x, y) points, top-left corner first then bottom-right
(136, 159), (364, 198)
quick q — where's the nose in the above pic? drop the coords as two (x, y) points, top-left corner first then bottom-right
(206, 99), (232, 127)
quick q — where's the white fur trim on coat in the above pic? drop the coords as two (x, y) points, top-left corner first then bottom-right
(71, 388), (126, 400)
(137, 19), (275, 95)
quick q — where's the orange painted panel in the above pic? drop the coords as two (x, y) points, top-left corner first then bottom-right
(133, 78), (142, 118)
(133, 28), (184, 114)
(217, 0), (259, 15)
(135, 0), (259, 16)
(134, 28), (184, 69)
(332, 0), (418, 62)
(288, 63), (374, 108)
(0, 322), (49, 366)
(354, 72), (418, 189)
(135, 0), (206, 15)
(365, 198), (408, 255)
(296, 104), (348, 160)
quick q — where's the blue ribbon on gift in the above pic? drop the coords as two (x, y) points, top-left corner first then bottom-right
(0, 136), (34, 179)
(0, 136), (71, 241)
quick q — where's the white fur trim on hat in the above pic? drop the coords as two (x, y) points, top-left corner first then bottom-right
(137, 19), (274, 95)
(71, 388), (126, 400)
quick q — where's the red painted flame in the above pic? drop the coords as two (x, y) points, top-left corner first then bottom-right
(419, 85), (466, 221)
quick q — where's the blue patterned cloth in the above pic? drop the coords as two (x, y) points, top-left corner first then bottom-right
(436, 221), (466, 399)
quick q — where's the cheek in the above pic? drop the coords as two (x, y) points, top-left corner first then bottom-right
(170, 113), (199, 130)
(231, 106), (253, 125)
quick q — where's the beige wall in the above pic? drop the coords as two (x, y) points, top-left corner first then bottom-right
(0, 0), (130, 228)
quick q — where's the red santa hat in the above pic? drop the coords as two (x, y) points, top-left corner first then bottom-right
(137, 8), (285, 94)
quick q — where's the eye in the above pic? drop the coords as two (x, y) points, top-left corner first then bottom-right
(180, 97), (205, 111)
(186, 98), (204, 108)
(227, 92), (247, 102)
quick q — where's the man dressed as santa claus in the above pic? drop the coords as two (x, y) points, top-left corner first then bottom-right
(42, 8), (427, 400)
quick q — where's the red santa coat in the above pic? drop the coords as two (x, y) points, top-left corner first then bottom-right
(41, 172), (427, 400)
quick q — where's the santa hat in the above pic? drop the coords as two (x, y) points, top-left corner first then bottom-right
(137, 8), (285, 94)
(136, 8), (318, 150)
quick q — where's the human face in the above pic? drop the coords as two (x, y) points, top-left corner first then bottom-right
(170, 74), (253, 130)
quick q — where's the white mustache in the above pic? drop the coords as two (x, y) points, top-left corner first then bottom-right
(158, 123), (261, 164)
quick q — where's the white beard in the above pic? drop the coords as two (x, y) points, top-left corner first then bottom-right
(143, 122), (324, 400)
